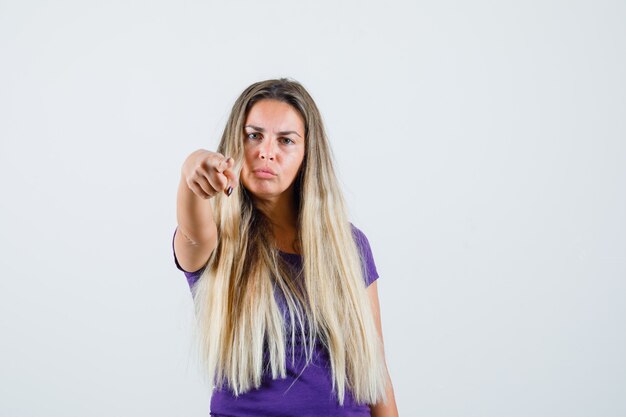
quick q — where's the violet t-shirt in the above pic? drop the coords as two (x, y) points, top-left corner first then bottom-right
(172, 224), (379, 417)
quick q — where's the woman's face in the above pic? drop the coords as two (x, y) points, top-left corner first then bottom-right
(241, 99), (306, 202)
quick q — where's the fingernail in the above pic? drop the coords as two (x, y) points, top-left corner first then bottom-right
(227, 186), (233, 196)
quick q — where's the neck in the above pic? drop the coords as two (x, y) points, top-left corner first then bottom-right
(253, 189), (298, 232)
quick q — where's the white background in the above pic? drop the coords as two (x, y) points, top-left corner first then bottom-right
(1, 1), (625, 416)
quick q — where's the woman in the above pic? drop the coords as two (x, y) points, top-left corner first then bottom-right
(172, 78), (399, 416)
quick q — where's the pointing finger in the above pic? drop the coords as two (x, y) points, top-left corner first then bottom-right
(214, 156), (233, 174)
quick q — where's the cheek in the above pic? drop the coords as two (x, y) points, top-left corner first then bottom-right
(241, 149), (254, 172)
(295, 150), (305, 171)
(286, 153), (305, 177)
(285, 155), (297, 169)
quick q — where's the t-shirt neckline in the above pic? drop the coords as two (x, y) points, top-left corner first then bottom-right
(278, 250), (301, 257)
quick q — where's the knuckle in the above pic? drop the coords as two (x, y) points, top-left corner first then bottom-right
(210, 154), (224, 166)
(192, 166), (204, 177)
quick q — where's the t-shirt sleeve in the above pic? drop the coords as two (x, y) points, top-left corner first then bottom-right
(350, 224), (379, 287)
(172, 227), (206, 290)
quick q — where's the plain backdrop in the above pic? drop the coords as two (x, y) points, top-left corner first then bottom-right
(1, 1), (625, 416)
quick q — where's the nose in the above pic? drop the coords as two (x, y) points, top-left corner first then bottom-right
(259, 139), (275, 161)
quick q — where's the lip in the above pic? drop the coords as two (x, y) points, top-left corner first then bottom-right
(252, 168), (277, 179)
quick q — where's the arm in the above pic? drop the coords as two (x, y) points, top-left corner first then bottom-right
(174, 150), (237, 272)
(367, 281), (399, 417)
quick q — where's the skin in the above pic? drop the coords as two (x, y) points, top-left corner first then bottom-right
(175, 99), (398, 416)
(240, 99), (306, 253)
(368, 280), (400, 417)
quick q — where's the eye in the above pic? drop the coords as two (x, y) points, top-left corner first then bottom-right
(280, 137), (294, 145)
(246, 132), (261, 140)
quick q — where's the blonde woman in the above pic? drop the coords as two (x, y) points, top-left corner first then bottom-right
(172, 78), (399, 417)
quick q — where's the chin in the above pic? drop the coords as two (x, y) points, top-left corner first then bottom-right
(243, 182), (281, 200)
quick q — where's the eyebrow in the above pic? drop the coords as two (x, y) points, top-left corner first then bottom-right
(244, 125), (302, 138)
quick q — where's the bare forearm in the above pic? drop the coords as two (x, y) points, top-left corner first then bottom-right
(176, 174), (216, 245)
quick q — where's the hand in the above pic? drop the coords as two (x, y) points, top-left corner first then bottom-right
(181, 149), (238, 199)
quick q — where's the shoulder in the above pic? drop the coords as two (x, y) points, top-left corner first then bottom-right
(349, 223), (379, 287)
(349, 223), (375, 256)
(349, 223), (370, 245)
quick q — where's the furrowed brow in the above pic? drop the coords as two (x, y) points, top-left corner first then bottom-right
(245, 125), (302, 138)
(278, 130), (302, 138)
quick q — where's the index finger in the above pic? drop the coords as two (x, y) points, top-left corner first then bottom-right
(214, 156), (233, 174)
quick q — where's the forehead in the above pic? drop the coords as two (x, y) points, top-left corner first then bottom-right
(244, 99), (304, 133)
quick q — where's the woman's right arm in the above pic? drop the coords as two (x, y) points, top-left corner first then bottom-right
(174, 149), (237, 272)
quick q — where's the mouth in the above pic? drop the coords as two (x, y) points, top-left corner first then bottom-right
(252, 168), (277, 176)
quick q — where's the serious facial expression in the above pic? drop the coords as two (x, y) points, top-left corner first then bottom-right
(241, 99), (306, 202)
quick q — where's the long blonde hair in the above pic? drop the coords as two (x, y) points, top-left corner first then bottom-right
(191, 78), (387, 405)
